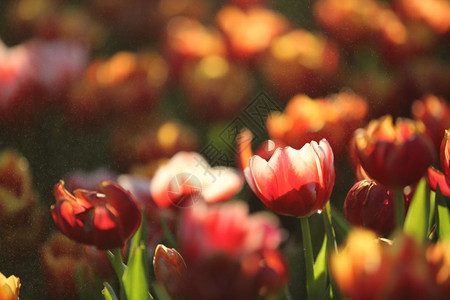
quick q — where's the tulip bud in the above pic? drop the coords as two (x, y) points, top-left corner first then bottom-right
(153, 244), (187, 299)
(344, 180), (396, 235)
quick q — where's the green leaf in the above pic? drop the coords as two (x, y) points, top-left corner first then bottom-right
(404, 178), (429, 241)
(436, 185), (450, 239)
(123, 211), (153, 300)
(313, 233), (328, 298)
(102, 282), (118, 300)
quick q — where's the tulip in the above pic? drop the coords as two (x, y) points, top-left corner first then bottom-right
(215, 5), (290, 61)
(394, 0), (450, 34)
(236, 128), (284, 171)
(179, 55), (253, 120)
(151, 152), (243, 208)
(176, 201), (287, 299)
(353, 115), (435, 188)
(314, 0), (380, 48)
(244, 139), (335, 218)
(258, 29), (339, 98)
(153, 244), (187, 298)
(428, 129), (450, 195)
(412, 95), (450, 153)
(0, 149), (35, 223)
(331, 229), (444, 300)
(266, 92), (368, 156)
(51, 181), (141, 250)
(344, 180), (396, 235)
(0, 272), (20, 300)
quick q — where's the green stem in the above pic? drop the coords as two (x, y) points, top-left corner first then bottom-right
(329, 204), (351, 237)
(394, 188), (405, 230)
(106, 248), (127, 300)
(323, 202), (338, 253)
(300, 217), (315, 300)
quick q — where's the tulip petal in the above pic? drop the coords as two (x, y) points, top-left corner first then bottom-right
(427, 167), (450, 196)
(202, 168), (243, 203)
(248, 155), (278, 202)
(92, 206), (124, 250)
(100, 182), (141, 240)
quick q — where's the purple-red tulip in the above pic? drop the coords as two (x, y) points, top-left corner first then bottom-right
(244, 139), (335, 217)
(51, 181), (141, 250)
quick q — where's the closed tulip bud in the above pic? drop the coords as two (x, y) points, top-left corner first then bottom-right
(354, 115), (435, 188)
(153, 244), (187, 298)
(344, 180), (396, 235)
(51, 181), (141, 250)
(244, 139), (335, 217)
(0, 273), (20, 300)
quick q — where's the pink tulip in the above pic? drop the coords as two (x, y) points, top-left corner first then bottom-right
(151, 152), (243, 208)
(244, 139), (335, 217)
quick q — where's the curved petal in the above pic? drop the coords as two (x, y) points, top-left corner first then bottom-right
(202, 168), (243, 203)
(92, 205), (124, 250)
(427, 167), (450, 196)
(248, 155), (278, 203)
(99, 181), (142, 241)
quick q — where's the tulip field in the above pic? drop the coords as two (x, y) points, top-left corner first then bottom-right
(1, 0), (450, 299)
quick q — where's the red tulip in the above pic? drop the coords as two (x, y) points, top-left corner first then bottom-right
(354, 115), (435, 188)
(428, 129), (450, 195)
(51, 181), (141, 250)
(176, 201), (287, 299)
(244, 139), (335, 217)
(344, 180), (396, 235)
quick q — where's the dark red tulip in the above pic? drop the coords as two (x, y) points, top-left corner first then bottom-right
(354, 115), (435, 188)
(51, 181), (141, 250)
(344, 180), (396, 235)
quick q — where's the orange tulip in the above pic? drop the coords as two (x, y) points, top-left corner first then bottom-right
(0, 273), (20, 300)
